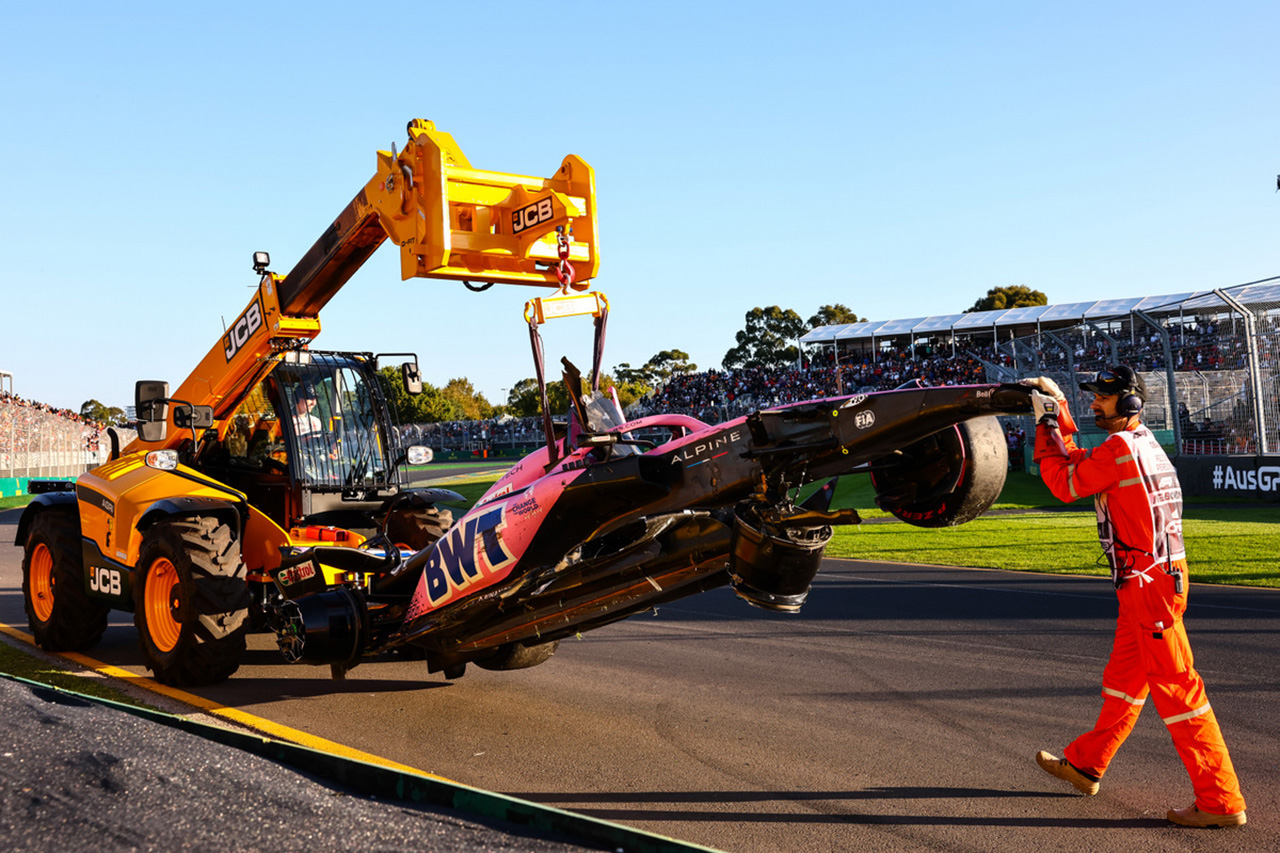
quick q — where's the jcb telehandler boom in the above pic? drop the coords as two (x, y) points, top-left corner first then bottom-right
(137, 118), (599, 452)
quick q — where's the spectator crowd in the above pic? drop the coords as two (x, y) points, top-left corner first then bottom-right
(1, 391), (114, 475)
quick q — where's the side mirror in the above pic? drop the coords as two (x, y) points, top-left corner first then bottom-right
(173, 404), (215, 430)
(406, 446), (433, 466)
(402, 362), (423, 396)
(135, 380), (169, 442)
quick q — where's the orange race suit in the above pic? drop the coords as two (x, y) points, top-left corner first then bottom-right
(1034, 406), (1245, 815)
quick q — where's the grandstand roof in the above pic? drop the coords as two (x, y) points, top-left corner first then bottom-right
(800, 276), (1280, 345)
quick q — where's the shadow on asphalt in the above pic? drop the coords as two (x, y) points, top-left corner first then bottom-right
(505, 787), (1172, 827)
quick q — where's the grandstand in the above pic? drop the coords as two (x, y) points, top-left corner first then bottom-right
(1, 389), (132, 490)
(800, 276), (1280, 457)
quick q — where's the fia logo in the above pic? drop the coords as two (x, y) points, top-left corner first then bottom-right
(512, 197), (555, 234)
(89, 566), (122, 597)
(855, 410), (875, 429)
(223, 300), (264, 362)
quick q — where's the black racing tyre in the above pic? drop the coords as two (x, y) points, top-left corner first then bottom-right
(474, 640), (559, 671)
(21, 508), (109, 651)
(384, 505), (454, 551)
(133, 516), (251, 686)
(870, 416), (1008, 528)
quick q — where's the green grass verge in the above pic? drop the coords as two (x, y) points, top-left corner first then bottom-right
(826, 508), (1279, 587)
(0, 640), (157, 709)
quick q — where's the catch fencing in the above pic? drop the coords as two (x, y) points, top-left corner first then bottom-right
(0, 400), (133, 480)
(988, 281), (1279, 458)
(399, 418), (545, 456)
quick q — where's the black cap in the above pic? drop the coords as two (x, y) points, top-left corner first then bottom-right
(1079, 365), (1146, 402)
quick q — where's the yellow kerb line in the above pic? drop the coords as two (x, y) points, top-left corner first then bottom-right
(0, 620), (452, 782)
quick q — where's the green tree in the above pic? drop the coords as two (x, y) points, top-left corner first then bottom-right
(441, 378), (493, 421)
(646, 349), (695, 383)
(966, 285), (1048, 313)
(80, 399), (126, 425)
(505, 378), (543, 418)
(807, 304), (865, 328)
(608, 377), (650, 410)
(378, 366), (481, 422)
(722, 306), (807, 370)
(612, 349), (695, 388)
(507, 374), (646, 417)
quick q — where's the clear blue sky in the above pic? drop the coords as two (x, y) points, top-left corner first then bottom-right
(2, 1), (1277, 413)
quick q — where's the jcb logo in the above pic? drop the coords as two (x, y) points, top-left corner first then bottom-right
(511, 197), (554, 234)
(223, 300), (263, 362)
(89, 566), (122, 597)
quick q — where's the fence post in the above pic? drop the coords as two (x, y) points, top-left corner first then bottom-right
(1134, 309), (1181, 451)
(1214, 289), (1269, 454)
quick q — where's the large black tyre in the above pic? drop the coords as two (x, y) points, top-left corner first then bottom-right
(870, 416), (1008, 528)
(133, 516), (251, 686)
(21, 508), (109, 651)
(474, 640), (559, 671)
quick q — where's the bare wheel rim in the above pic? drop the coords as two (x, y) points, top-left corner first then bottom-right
(29, 543), (55, 623)
(145, 558), (182, 652)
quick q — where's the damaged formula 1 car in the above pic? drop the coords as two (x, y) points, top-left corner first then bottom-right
(273, 289), (1036, 680)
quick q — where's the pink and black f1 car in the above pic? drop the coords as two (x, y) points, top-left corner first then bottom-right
(271, 366), (1035, 679)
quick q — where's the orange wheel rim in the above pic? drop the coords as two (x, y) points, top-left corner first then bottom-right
(29, 543), (55, 623)
(145, 558), (182, 652)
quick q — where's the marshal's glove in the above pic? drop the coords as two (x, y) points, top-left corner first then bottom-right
(1030, 390), (1059, 427)
(1020, 376), (1063, 399)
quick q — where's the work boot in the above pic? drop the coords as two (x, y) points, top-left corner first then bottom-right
(1035, 750), (1099, 795)
(1166, 804), (1246, 828)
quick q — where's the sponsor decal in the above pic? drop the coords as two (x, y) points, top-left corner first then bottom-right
(508, 494), (541, 517)
(223, 298), (264, 362)
(278, 562), (317, 587)
(88, 566), (122, 597)
(424, 506), (516, 605)
(75, 484), (115, 517)
(511, 196), (555, 234)
(670, 430), (741, 467)
(1212, 465), (1280, 492)
(854, 410), (875, 430)
(840, 395), (868, 408)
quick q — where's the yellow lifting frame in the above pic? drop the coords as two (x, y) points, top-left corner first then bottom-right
(524, 290), (609, 326)
(368, 119), (600, 291)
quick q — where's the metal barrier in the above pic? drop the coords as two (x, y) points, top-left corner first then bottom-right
(997, 282), (1279, 456)
(0, 400), (134, 479)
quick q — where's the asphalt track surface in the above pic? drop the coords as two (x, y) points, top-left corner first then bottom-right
(2, 505), (1277, 852)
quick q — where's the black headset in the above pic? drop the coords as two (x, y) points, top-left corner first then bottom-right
(1112, 366), (1144, 416)
(1082, 366), (1145, 418)
(1117, 389), (1144, 417)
